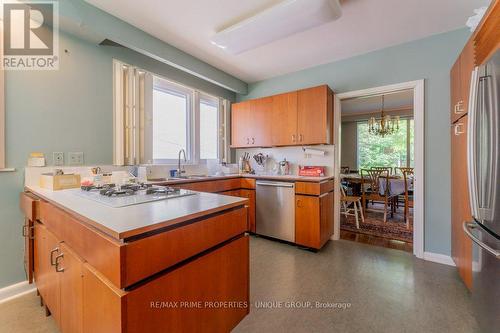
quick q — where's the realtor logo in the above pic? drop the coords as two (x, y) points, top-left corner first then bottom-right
(2, 1), (59, 70)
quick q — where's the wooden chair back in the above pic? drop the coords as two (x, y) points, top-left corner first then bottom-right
(370, 166), (393, 175)
(360, 168), (389, 196)
(396, 167), (414, 176)
(402, 169), (414, 198)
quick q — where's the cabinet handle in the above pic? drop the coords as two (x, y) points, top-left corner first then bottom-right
(292, 134), (296, 142)
(252, 137), (255, 144)
(297, 199), (302, 208)
(246, 138), (249, 145)
(23, 225), (34, 240)
(50, 247), (60, 266)
(55, 253), (64, 273)
(454, 100), (465, 114)
(454, 123), (465, 136)
(299, 134), (303, 142)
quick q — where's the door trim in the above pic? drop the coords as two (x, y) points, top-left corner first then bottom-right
(336, 80), (425, 259)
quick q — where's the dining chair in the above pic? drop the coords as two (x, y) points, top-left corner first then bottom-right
(402, 169), (414, 229)
(340, 185), (364, 228)
(370, 166), (393, 175)
(360, 168), (392, 223)
(395, 167), (414, 176)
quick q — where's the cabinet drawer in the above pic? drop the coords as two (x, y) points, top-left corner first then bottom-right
(175, 178), (242, 193)
(20, 192), (40, 221)
(123, 206), (247, 287)
(295, 180), (334, 196)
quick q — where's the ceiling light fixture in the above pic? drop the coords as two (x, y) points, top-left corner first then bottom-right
(211, 0), (342, 55)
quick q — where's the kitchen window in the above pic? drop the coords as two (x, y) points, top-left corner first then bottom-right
(113, 59), (228, 166)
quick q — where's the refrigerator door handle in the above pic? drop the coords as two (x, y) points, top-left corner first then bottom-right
(467, 67), (480, 219)
(463, 221), (500, 259)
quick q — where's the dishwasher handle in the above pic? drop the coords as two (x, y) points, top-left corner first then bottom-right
(256, 181), (295, 188)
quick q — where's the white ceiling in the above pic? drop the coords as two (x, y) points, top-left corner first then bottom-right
(341, 90), (413, 116)
(86, 0), (491, 83)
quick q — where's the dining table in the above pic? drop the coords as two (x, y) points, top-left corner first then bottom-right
(340, 173), (413, 196)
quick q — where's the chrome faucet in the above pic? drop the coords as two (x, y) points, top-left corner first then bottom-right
(177, 149), (187, 177)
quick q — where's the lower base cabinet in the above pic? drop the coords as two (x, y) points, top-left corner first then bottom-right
(83, 236), (249, 333)
(35, 221), (249, 333)
(295, 191), (334, 249)
(34, 223), (85, 333)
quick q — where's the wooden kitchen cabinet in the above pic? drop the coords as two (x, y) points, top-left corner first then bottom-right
(297, 85), (333, 145)
(240, 189), (256, 233)
(231, 101), (251, 147)
(231, 84), (334, 148)
(251, 97), (272, 147)
(451, 116), (473, 289)
(271, 92), (298, 146)
(34, 222), (61, 325)
(20, 192), (39, 284)
(59, 243), (85, 333)
(295, 191), (334, 250)
(451, 40), (476, 123)
(231, 98), (272, 147)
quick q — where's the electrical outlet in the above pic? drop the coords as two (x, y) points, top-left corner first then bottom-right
(68, 152), (84, 166)
(53, 152), (64, 166)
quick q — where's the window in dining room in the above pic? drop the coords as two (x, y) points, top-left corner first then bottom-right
(357, 118), (414, 170)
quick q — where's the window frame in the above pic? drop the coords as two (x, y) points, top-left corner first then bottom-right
(197, 92), (221, 162)
(151, 77), (195, 165)
(356, 118), (414, 170)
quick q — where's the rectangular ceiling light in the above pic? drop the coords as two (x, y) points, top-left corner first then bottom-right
(211, 0), (342, 55)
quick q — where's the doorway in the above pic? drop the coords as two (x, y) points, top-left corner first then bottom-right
(334, 80), (424, 258)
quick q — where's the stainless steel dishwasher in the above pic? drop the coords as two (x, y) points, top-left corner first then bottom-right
(256, 180), (295, 242)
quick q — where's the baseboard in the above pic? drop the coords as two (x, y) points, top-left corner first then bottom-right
(0, 281), (36, 304)
(423, 252), (456, 266)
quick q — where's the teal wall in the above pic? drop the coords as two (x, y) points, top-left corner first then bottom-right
(238, 29), (471, 256)
(0, 29), (236, 289)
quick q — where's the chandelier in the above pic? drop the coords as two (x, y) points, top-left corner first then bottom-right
(368, 95), (400, 137)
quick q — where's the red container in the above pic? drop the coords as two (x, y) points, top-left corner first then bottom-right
(298, 166), (326, 177)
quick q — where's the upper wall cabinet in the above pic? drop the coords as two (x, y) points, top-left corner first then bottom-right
(451, 40), (476, 124)
(231, 97), (272, 148)
(231, 85), (334, 148)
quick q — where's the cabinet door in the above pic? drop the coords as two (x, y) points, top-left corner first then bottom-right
(450, 57), (463, 123)
(271, 92), (298, 146)
(319, 192), (334, 246)
(249, 97), (272, 147)
(460, 40), (476, 117)
(34, 222), (61, 324)
(451, 116), (473, 289)
(59, 243), (84, 333)
(295, 195), (320, 248)
(231, 101), (251, 147)
(23, 218), (34, 283)
(297, 85), (333, 145)
(240, 189), (256, 233)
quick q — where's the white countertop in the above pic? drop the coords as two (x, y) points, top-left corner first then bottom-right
(26, 185), (248, 240)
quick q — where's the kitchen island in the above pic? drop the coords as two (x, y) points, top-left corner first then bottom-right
(20, 185), (250, 333)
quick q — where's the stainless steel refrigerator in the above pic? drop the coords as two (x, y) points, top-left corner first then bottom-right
(463, 49), (500, 332)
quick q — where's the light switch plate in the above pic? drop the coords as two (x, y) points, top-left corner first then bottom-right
(68, 152), (84, 166)
(53, 152), (64, 166)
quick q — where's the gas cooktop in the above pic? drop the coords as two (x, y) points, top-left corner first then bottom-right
(73, 183), (197, 208)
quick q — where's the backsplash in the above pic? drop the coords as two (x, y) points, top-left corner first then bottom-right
(235, 146), (335, 176)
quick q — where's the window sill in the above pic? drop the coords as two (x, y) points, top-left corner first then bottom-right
(0, 168), (16, 172)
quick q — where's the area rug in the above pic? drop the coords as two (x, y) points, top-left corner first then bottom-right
(340, 204), (413, 243)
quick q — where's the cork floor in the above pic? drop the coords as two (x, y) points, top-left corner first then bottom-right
(0, 237), (477, 333)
